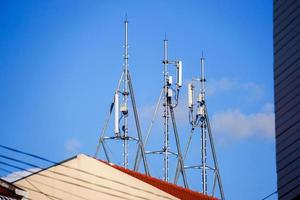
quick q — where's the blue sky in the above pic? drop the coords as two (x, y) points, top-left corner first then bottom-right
(0, 0), (276, 199)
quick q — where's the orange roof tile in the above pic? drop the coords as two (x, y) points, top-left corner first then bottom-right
(100, 161), (218, 200)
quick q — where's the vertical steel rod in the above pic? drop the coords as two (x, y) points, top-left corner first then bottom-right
(123, 18), (129, 168)
(200, 56), (207, 194)
(201, 121), (207, 194)
(163, 37), (169, 182)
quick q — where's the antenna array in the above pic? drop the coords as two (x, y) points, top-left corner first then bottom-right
(95, 19), (225, 200)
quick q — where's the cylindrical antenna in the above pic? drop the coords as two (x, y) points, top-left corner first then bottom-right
(200, 55), (205, 101)
(114, 92), (119, 135)
(188, 83), (194, 109)
(164, 37), (168, 66)
(125, 18), (129, 71)
(177, 61), (182, 88)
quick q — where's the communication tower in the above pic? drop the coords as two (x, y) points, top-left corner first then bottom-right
(94, 17), (149, 175)
(134, 36), (188, 188)
(174, 55), (225, 199)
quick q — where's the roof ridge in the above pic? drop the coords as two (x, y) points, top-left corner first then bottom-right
(97, 159), (218, 200)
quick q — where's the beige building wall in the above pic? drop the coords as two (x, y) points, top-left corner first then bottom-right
(14, 154), (178, 200)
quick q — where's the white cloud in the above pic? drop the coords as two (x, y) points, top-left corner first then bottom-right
(211, 103), (275, 139)
(261, 102), (274, 114)
(1, 168), (41, 182)
(241, 82), (265, 102)
(206, 77), (237, 96)
(65, 138), (81, 155)
(138, 78), (271, 142)
(206, 78), (265, 102)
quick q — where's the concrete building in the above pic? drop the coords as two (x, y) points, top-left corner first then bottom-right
(274, 0), (300, 199)
(13, 154), (216, 200)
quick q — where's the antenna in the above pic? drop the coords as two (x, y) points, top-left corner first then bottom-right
(177, 61), (182, 88)
(188, 83), (194, 109)
(134, 36), (188, 188)
(114, 92), (119, 135)
(95, 17), (149, 175)
(174, 54), (225, 199)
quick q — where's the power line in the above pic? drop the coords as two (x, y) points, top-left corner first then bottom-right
(0, 147), (276, 200)
(1, 167), (131, 200)
(261, 191), (278, 200)
(0, 159), (139, 200)
(0, 144), (55, 164)
(0, 175), (61, 200)
(0, 168), (88, 200)
(0, 145), (173, 200)
(0, 155), (40, 169)
(0, 145), (165, 198)
(0, 160), (172, 200)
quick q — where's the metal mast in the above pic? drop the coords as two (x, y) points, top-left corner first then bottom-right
(123, 15), (129, 168)
(134, 36), (188, 187)
(174, 55), (225, 199)
(200, 56), (207, 194)
(95, 17), (149, 175)
(163, 37), (169, 181)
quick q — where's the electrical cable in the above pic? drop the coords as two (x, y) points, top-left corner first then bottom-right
(0, 167), (125, 200)
(0, 160), (172, 200)
(0, 144), (55, 164)
(0, 145), (173, 200)
(0, 159), (147, 200)
(261, 191), (278, 200)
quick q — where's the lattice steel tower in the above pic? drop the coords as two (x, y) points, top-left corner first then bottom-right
(94, 17), (149, 175)
(174, 55), (225, 199)
(134, 36), (188, 188)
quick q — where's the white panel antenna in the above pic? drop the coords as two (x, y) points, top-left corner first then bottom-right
(188, 83), (194, 108)
(177, 61), (182, 87)
(114, 92), (119, 135)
